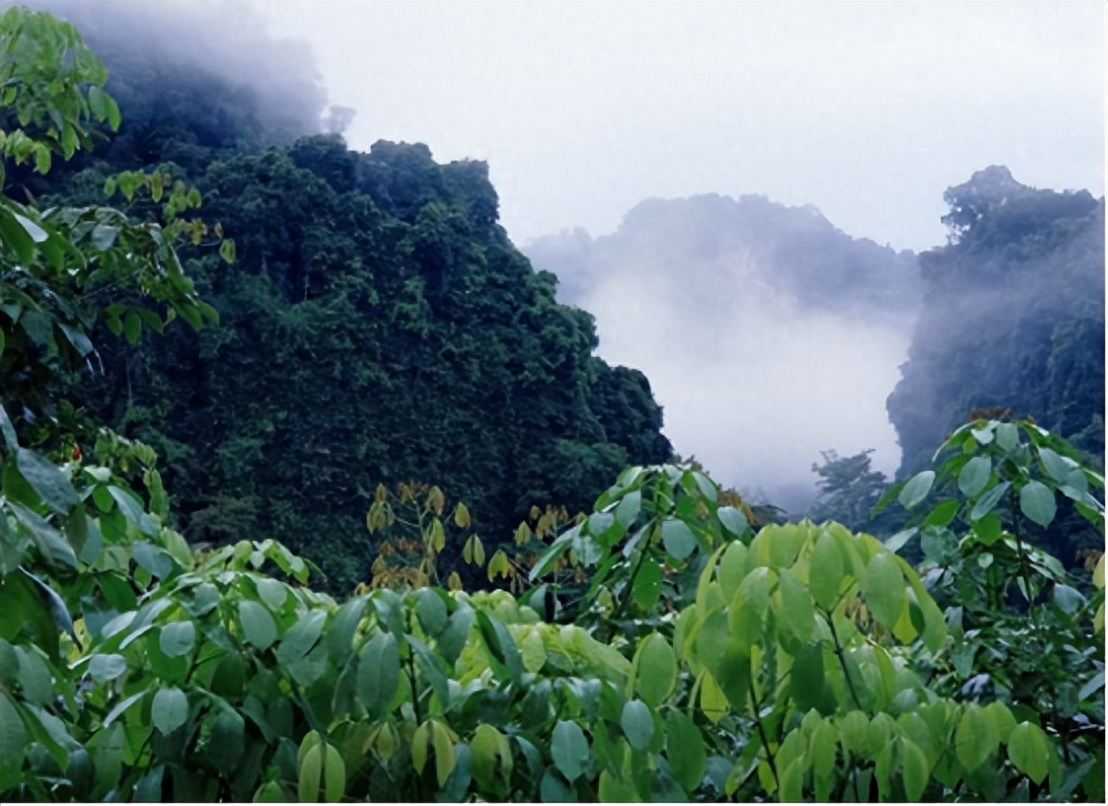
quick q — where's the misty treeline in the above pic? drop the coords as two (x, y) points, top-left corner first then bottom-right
(6, 0), (1103, 587)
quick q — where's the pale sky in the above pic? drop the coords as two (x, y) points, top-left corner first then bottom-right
(261, 1), (1106, 253)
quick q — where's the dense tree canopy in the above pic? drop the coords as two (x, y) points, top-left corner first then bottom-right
(14, 44), (671, 591)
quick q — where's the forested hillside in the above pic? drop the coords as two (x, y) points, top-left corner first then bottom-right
(889, 166), (1105, 475)
(9, 6), (672, 591)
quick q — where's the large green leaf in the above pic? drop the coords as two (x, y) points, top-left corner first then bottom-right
(1019, 480), (1056, 528)
(415, 588), (448, 637)
(633, 634), (676, 707)
(9, 501), (77, 571)
(954, 704), (996, 771)
(630, 559), (663, 610)
(808, 531), (843, 610)
(0, 692), (27, 790)
(620, 699), (654, 750)
(276, 610), (326, 666)
(357, 631), (400, 715)
(790, 642), (827, 713)
(208, 709), (245, 776)
(900, 737), (929, 801)
(159, 620), (196, 658)
(238, 600), (277, 651)
(1007, 722), (1049, 784)
(661, 518), (697, 560)
(152, 687), (189, 735)
(969, 481), (1010, 522)
(861, 552), (906, 629)
(665, 710), (706, 793)
(957, 456), (992, 498)
(551, 720), (589, 783)
(15, 447), (79, 514)
(898, 471), (934, 509)
(777, 567), (814, 642)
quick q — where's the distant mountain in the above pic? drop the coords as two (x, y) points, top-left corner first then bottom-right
(525, 194), (921, 512)
(889, 166), (1105, 476)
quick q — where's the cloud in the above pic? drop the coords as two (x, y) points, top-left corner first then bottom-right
(526, 194), (920, 512)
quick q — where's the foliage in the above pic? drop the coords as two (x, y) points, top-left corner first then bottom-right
(2, 10), (1103, 803)
(874, 415), (1105, 799)
(888, 167), (1104, 542)
(31, 76), (673, 592)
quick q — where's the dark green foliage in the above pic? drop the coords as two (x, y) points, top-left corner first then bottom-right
(888, 166), (1104, 494)
(49, 130), (670, 589)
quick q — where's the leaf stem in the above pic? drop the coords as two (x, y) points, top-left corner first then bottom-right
(748, 675), (780, 793)
(828, 614), (864, 711)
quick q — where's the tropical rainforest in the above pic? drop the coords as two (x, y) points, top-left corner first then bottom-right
(0, 4), (1104, 803)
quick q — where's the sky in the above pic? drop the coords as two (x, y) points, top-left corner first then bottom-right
(261, 1), (1106, 254)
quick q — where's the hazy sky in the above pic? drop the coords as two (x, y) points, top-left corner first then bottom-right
(262, 1), (1106, 253)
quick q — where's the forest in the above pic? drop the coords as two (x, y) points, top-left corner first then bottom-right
(0, 5), (1104, 802)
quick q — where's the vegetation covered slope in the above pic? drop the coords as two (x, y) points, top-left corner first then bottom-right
(888, 166), (1104, 477)
(7, 11), (672, 591)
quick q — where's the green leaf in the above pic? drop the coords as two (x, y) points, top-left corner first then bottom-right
(0, 692), (27, 786)
(0, 404), (17, 452)
(634, 634), (677, 707)
(430, 722), (455, 788)
(661, 518), (697, 560)
(276, 610), (326, 666)
(152, 687), (189, 734)
(357, 631), (400, 715)
(255, 577), (288, 610)
(810, 719), (837, 778)
(540, 768), (575, 802)
(1052, 583), (1085, 615)
(809, 530), (844, 610)
(900, 737), (929, 801)
(123, 310), (141, 345)
(665, 710), (706, 793)
(238, 600), (277, 651)
(1037, 447), (1074, 483)
(209, 709), (245, 776)
(298, 743), (322, 802)
(88, 653), (127, 682)
(158, 620), (196, 658)
(955, 703), (996, 771)
(970, 481), (1010, 522)
(790, 642), (826, 713)
(1078, 671), (1104, 702)
(551, 720), (589, 783)
(861, 552), (906, 628)
(631, 559), (663, 610)
(958, 456), (992, 498)
(620, 699), (654, 750)
(883, 527), (917, 554)
(777, 567), (814, 642)
(15, 447), (79, 514)
(520, 627), (546, 673)
(1019, 480), (1056, 528)
(15, 646), (52, 706)
(415, 588), (448, 637)
(718, 506), (749, 537)
(1007, 722), (1050, 785)
(898, 471), (934, 509)
(995, 422), (1019, 452)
